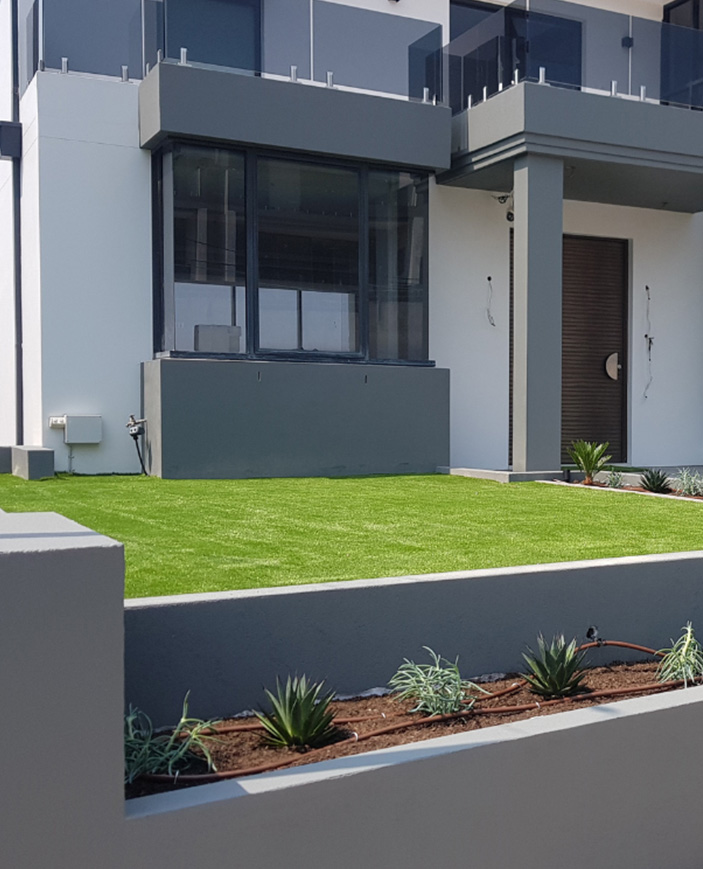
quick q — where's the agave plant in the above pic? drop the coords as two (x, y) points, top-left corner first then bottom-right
(568, 440), (611, 485)
(522, 634), (588, 699)
(255, 675), (340, 749)
(657, 623), (703, 687)
(388, 646), (487, 715)
(640, 467), (671, 493)
(124, 692), (219, 784)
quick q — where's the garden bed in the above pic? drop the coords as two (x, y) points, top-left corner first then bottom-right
(126, 657), (684, 799)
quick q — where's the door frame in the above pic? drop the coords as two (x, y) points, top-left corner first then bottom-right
(509, 232), (631, 466)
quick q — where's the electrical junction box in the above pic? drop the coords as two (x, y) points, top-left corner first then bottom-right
(49, 414), (102, 444)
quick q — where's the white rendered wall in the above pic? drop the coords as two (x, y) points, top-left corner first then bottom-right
(564, 200), (703, 468)
(0, 162), (15, 446)
(22, 72), (152, 472)
(19, 79), (42, 446)
(430, 185), (703, 470)
(0, 0), (15, 445)
(429, 181), (511, 470)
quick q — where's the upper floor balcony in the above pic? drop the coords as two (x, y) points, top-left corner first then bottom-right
(445, 0), (703, 113)
(443, 0), (703, 212)
(19, 0), (450, 170)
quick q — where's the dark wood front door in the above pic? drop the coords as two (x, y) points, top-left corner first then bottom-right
(561, 235), (628, 463)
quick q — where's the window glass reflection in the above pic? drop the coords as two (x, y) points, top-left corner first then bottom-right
(257, 158), (359, 353)
(368, 171), (428, 361)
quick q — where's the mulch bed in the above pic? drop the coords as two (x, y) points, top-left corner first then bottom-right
(126, 659), (681, 800)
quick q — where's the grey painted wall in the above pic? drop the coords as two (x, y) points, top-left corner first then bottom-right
(124, 550), (703, 725)
(445, 82), (703, 212)
(5, 511), (703, 868)
(0, 511), (125, 869)
(511, 153), (563, 472)
(123, 687), (703, 869)
(142, 358), (450, 479)
(138, 61), (451, 170)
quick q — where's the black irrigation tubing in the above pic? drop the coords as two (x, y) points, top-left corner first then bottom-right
(145, 639), (678, 786)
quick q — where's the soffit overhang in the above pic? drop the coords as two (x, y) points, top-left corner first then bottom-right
(441, 82), (703, 213)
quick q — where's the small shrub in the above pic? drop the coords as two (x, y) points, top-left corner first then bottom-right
(568, 440), (611, 485)
(672, 468), (703, 497)
(124, 692), (219, 783)
(389, 647), (487, 715)
(640, 467), (671, 493)
(522, 634), (588, 699)
(255, 675), (340, 749)
(657, 623), (703, 688)
(607, 469), (624, 489)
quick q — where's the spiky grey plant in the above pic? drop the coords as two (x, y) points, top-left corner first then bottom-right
(607, 469), (625, 489)
(657, 623), (703, 688)
(389, 647), (487, 716)
(124, 692), (219, 783)
(672, 468), (703, 497)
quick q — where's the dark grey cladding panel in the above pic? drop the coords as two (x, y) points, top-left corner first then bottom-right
(139, 62), (451, 169)
(142, 358), (449, 479)
(0, 122), (22, 159)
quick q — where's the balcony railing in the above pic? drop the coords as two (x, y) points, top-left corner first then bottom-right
(445, 0), (703, 114)
(19, 0), (443, 105)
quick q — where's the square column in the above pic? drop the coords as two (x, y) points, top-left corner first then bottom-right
(512, 154), (563, 472)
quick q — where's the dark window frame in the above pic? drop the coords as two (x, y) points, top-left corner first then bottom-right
(154, 142), (432, 367)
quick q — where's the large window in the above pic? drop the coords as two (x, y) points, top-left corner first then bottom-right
(258, 159), (359, 353)
(157, 144), (429, 364)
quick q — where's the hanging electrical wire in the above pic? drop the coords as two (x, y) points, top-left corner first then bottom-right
(644, 284), (654, 400)
(486, 275), (496, 327)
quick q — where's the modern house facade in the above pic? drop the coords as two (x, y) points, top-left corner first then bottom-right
(2, 0), (703, 478)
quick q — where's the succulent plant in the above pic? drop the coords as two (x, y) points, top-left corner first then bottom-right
(388, 646), (487, 715)
(607, 469), (625, 489)
(672, 468), (703, 497)
(124, 692), (219, 783)
(522, 634), (588, 699)
(657, 623), (703, 687)
(255, 675), (340, 749)
(640, 468), (671, 493)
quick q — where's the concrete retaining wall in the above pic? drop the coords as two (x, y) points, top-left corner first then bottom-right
(125, 550), (703, 723)
(124, 686), (703, 869)
(4, 511), (703, 869)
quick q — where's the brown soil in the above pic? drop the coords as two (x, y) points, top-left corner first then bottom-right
(566, 480), (702, 499)
(126, 660), (681, 800)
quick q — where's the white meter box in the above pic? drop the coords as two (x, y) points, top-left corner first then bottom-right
(64, 415), (102, 444)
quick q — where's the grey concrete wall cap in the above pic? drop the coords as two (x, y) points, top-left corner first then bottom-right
(125, 548), (703, 609)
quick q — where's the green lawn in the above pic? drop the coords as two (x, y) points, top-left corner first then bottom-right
(1, 473), (701, 598)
